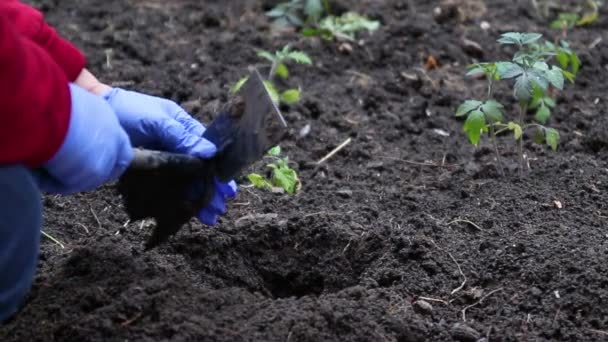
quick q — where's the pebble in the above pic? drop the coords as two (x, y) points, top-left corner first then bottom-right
(451, 323), (481, 342)
(413, 300), (433, 315)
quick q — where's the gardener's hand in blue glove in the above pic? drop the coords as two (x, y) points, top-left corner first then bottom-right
(37, 84), (133, 194)
(102, 87), (237, 225)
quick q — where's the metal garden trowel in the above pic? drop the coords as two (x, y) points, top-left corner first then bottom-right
(118, 68), (287, 250)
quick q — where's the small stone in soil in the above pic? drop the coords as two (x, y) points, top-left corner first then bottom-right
(451, 323), (481, 342)
(413, 300), (433, 315)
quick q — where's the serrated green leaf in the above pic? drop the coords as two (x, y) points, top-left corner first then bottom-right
(545, 66), (564, 90)
(521, 33), (543, 45)
(463, 110), (487, 145)
(497, 32), (522, 45)
(286, 13), (304, 26)
(455, 100), (482, 117)
(530, 83), (545, 108)
(257, 50), (276, 62)
(571, 53), (581, 75)
(275, 63), (289, 78)
(267, 145), (281, 156)
(562, 69), (575, 83)
(304, 0), (323, 22)
(535, 104), (551, 124)
(230, 76), (249, 94)
(280, 89), (301, 105)
(545, 128), (560, 151)
(481, 100), (504, 123)
(528, 69), (549, 91)
(496, 62), (524, 79)
(465, 67), (484, 77)
(556, 51), (570, 69)
(514, 72), (533, 103)
(266, 7), (287, 18)
(247, 173), (272, 189)
(271, 164), (300, 194)
(286, 51), (313, 65)
(508, 122), (523, 140)
(533, 61), (549, 71)
(497, 32), (542, 45)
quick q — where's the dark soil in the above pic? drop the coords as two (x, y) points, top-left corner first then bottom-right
(3, 0), (608, 341)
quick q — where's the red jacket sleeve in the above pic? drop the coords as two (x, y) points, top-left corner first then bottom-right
(0, 13), (71, 167)
(0, 0), (86, 81)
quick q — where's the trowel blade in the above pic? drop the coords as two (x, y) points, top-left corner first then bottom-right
(202, 67), (287, 182)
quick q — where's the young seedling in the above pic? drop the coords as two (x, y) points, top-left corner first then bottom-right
(550, 1), (600, 38)
(456, 32), (580, 176)
(230, 45), (312, 106)
(302, 12), (380, 41)
(247, 145), (301, 194)
(266, 0), (330, 28)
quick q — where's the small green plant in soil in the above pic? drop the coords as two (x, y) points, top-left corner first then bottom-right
(266, 0), (330, 28)
(247, 145), (301, 194)
(301, 12), (380, 41)
(455, 32), (581, 176)
(230, 45), (312, 106)
(549, 1), (600, 37)
(266, 0), (379, 42)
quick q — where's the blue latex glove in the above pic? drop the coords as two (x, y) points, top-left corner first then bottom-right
(102, 88), (237, 225)
(36, 84), (133, 194)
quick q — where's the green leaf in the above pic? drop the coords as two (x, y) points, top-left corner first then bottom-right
(497, 32), (542, 45)
(571, 52), (581, 75)
(544, 97), (556, 108)
(280, 89), (301, 105)
(545, 66), (564, 90)
(562, 70), (576, 83)
(521, 33), (543, 45)
(535, 104), (551, 124)
(481, 100), (504, 123)
(230, 76), (249, 94)
(266, 7), (287, 18)
(271, 164), (300, 194)
(556, 51), (570, 69)
(455, 100), (482, 117)
(530, 83), (545, 108)
(247, 173), (272, 189)
(257, 50), (277, 63)
(533, 61), (549, 71)
(275, 63), (289, 78)
(497, 32), (522, 45)
(263, 81), (280, 104)
(267, 145), (281, 156)
(304, 0), (324, 22)
(286, 13), (304, 26)
(508, 122), (523, 140)
(533, 128), (545, 144)
(514, 72), (533, 103)
(465, 66), (485, 77)
(463, 110), (487, 146)
(286, 51), (313, 65)
(496, 62), (524, 79)
(545, 128), (560, 151)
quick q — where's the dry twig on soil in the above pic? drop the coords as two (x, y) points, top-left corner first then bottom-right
(448, 219), (485, 232)
(429, 239), (467, 295)
(461, 287), (504, 321)
(316, 138), (352, 165)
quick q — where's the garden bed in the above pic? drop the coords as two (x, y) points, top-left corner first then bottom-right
(2, 0), (608, 340)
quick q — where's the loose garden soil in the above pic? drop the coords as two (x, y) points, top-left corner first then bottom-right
(2, 0), (608, 341)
